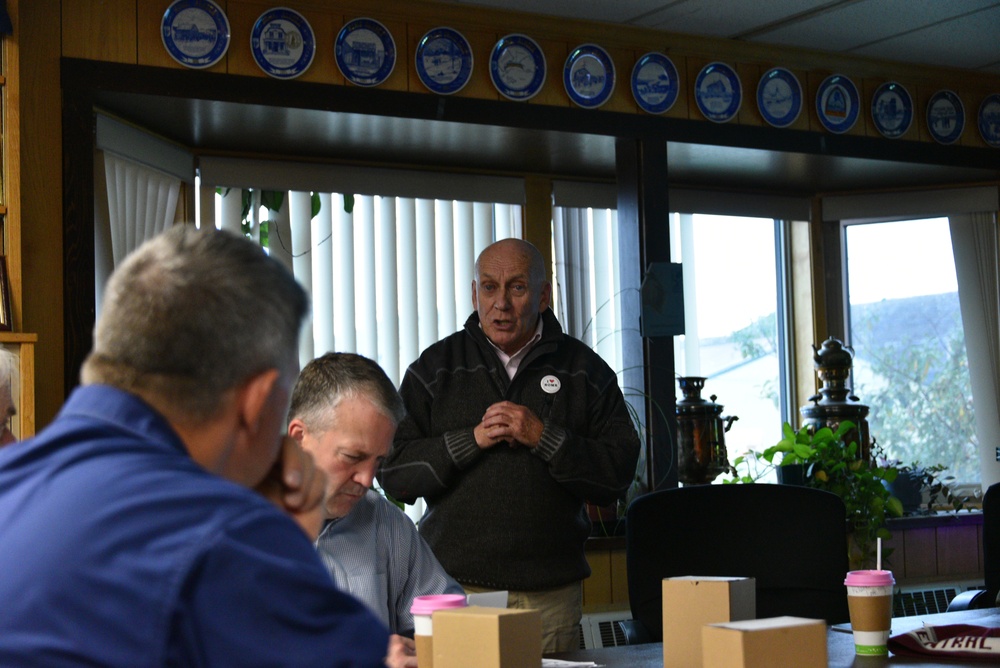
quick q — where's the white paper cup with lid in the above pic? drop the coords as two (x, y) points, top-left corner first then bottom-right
(844, 570), (895, 655)
(410, 594), (468, 668)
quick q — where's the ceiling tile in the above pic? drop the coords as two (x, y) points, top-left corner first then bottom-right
(441, 0), (999, 72)
(631, 0), (835, 36)
(848, 11), (1000, 71)
(749, 0), (999, 55)
(447, 0), (661, 24)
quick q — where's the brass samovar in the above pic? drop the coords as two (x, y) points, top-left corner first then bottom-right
(676, 376), (738, 484)
(800, 337), (872, 461)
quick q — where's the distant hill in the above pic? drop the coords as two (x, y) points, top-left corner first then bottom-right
(849, 292), (962, 360)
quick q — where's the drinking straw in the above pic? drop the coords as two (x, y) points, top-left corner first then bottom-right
(877, 537), (882, 571)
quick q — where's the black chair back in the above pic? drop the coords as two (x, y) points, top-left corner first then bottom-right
(982, 482), (1000, 604)
(625, 484), (851, 641)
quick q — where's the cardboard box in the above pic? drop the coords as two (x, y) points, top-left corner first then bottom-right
(432, 606), (541, 668)
(702, 616), (827, 668)
(662, 576), (756, 668)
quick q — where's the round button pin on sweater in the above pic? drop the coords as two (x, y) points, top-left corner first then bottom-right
(541, 375), (561, 393)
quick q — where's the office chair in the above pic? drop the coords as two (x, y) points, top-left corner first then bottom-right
(624, 484), (851, 643)
(947, 482), (999, 610)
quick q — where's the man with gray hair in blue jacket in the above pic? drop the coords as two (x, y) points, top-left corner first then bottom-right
(0, 225), (398, 667)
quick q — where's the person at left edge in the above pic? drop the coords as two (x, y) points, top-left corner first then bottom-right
(0, 225), (394, 667)
(0, 346), (18, 446)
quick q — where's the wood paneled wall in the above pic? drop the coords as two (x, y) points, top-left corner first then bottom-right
(61, 0), (1000, 147)
(10, 0), (63, 428)
(583, 513), (986, 614)
(11, 0), (1000, 426)
(882, 514), (985, 585)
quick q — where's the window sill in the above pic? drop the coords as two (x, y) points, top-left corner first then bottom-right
(887, 510), (982, 530)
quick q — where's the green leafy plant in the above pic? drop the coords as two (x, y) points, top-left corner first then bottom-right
(760, 420), (904, 570)
(722, 450), (772, 485)
(882, 458), (967, 514)
(215, 187), (325, 248)
(909, 463), (966, 512)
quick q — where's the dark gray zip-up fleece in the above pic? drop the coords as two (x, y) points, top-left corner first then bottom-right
(378, 309), (640, 591)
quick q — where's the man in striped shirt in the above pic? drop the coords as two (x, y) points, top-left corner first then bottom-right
(288, 353), (465, 660)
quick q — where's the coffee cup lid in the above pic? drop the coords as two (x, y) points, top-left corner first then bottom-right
(410, 594), (469, 614)
(844, 570), (895, 586)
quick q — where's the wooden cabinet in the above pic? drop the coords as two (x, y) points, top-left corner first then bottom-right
(0, 22), (36, 438)
(584, 537), (629, 613)
(884, 513), (985, 586)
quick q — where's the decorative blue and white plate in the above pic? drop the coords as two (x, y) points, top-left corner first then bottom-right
(335, 18), (396, 87)
(415, 27), (472, 95)
(978, 94), (1000, 148)
(757, 67), (802, 128)
(694, 62), (741, 123)
(161, 0), (230, 69)
(631, 52), (679, 114)
(250, 7), (315, 79)
(563, 44), (615, 109)
(871, 81), (913, 139)
(489, 34), (546, 101)
(926, 90), (965, 145)
(816, 74), (860, 134)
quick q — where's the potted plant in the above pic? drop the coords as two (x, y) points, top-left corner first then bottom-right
(883, 459), (966, 515)
(759, 420), (905, 570)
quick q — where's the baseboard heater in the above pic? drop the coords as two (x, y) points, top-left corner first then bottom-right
(577, 610), (632, 649)
(893, 580), (985, 617)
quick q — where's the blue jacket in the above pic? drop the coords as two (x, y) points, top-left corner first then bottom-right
(0, 385), (389, 667)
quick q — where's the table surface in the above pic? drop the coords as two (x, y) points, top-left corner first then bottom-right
(546, 608), (1000, 667)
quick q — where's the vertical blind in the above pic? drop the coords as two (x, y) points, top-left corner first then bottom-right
(199, 158), (527, 385)
(214, 188), (521, 386)
(93, 113), (194, 310)
(93, 152), (182, 312)
(552, 206), (623, 380)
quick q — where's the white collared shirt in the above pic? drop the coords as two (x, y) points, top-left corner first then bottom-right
(315, 490), (464, 635)
(484, 317), (544, 380)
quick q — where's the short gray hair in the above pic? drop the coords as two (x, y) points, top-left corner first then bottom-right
(288, 352), (404, 432)
(81, 225), (308, 421)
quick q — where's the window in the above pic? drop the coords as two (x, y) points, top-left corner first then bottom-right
(555, 191), (813, 489)
(845, 218), (979, 483)
(825, 185), (1000, 490)
(670, 213), (786, 482)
